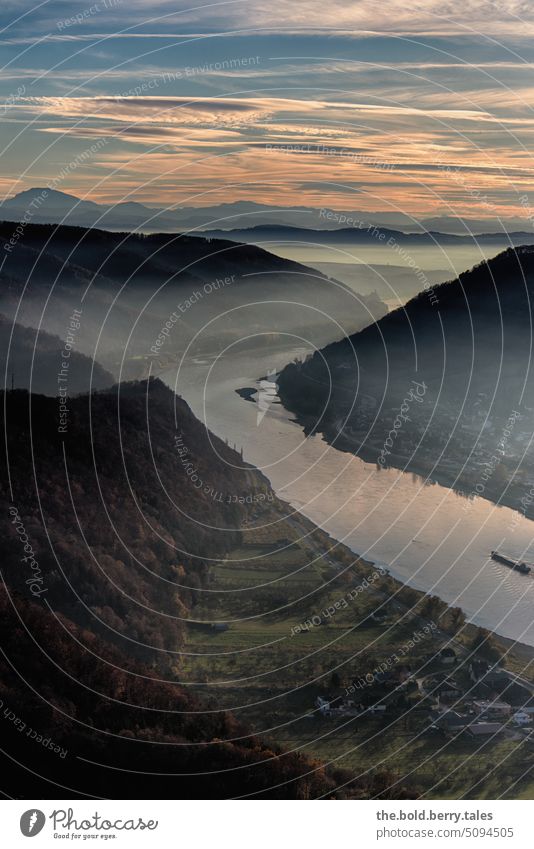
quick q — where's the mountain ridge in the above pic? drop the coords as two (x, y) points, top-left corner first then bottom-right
(2, 187), (530, 236)
(277, 245), (534, 513)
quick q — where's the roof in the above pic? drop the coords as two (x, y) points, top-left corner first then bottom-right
(440, 647), (456, 656)
(438, 679), (461, 691)
(485, 671), (508, 685)
(468, 722), (504, 735)
(473, 700), (511, 710)
(438, 711), (469, 728)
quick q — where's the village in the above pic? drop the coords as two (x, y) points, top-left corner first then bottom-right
(311, 645), (534, 743)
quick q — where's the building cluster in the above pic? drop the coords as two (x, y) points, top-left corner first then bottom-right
(310, 650), (534, 743)
(428, 658), (534, 739)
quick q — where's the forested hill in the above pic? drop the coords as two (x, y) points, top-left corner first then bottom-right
(277, 247), (534, 506)
(0, 219), (387, 374)
(0, 313), (114, 395)
(0, 218), (335, 290)
(0, 378), (414, 799)
(1, 378), (273, 661)
(280, 245), (534, 401)
(0, 585), (356, 799)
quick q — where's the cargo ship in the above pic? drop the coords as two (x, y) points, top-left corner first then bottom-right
(490, 550), (532, 575)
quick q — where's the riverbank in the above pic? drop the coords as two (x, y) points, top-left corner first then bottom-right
(289, 410), (534, 525)
(179, 485), (534, 798)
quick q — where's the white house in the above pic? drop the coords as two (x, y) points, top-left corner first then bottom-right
(473, 699), (512, 719)
(315, 696), (330, 716)
(513, 711), (532, 726)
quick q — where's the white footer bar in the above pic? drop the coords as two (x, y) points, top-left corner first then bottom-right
(2, 799), (532, 848)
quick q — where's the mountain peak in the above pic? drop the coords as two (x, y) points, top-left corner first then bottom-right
(2, 187), (100, 209)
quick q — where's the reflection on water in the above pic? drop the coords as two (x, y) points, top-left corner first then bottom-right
(165, 345), (534, 646)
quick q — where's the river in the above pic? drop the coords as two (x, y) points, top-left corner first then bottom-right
(164, 341), (534, 647)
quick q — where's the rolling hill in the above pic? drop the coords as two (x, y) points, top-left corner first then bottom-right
(0, 219), (387, 376)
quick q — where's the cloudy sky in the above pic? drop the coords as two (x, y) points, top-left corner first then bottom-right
(1, 0), (534, 223)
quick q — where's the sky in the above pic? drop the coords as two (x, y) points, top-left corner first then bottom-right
(1, 0), (534, 224)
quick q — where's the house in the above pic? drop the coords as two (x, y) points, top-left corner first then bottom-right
(473, 699), (512, 719)
(436, 678), (462, 702)
(440, 647), (457, 666)
(315, 695), (360, 718)
(467, 722), (504, 737)
(513, 711), (532, 726)
(484, 671), (510, 690)
(434, 710), (469, 731)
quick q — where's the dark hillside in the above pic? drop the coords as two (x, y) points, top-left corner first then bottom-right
(278, 247), (534, 509)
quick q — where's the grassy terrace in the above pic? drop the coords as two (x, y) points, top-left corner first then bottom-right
(179, 504), (534, 798)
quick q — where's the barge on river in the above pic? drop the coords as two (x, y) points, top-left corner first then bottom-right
(490, 550), (531, 575)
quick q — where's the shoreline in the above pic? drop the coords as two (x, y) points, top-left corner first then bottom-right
(279, 398), (534, 526)
(282, 493), (534, 668)
(268, 400), (534, 658)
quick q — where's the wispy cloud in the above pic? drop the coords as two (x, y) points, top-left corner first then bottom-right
(1, 1), (534, 218)
(3, 1), (534, 37)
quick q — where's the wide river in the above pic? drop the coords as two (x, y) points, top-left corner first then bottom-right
(164, 342), (534, 647)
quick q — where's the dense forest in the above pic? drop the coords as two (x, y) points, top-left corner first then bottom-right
(279, 246), (534, 410)
(0, 585), (363, 799)
(1, 379), (272, 660)
(0, 313), (113, 395)
(0, 378), (415, 798)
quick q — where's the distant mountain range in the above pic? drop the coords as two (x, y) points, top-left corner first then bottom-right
(201, 223), (534, 248)
(1, 188), (531, 236)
